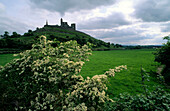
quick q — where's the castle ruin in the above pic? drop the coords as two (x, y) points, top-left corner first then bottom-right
(44, 18), (76, 30)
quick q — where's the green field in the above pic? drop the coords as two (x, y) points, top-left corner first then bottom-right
(0, 54), (18, 66)
(0, 49), (166, 98)
(79, 49), (164, 97)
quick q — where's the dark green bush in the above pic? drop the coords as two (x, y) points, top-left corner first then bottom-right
(155, 36), (170, 84)
(104, 87), (170, 111)
(104, 68), (170, 111)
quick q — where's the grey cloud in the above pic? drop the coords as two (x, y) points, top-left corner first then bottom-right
(78, 12), (130, 30)
(82, 26), (153, 45)
(0, 15), (32, 35)
(161, 22), (170, 32)
(0, 3), (5, 14)
(133, 0), (170, 22)
(29, 0), (116, 15)
(94, 28), (147, 39)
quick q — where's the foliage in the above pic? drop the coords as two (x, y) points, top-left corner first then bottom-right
(104, 68), (170, 111)
(63, 75), (113, 111)
(155, 36), (170, 84)
(0, 35), (92, 110)
(11, 32), (21, 38)
(155, 36), (170, 66)
(3, 31), (10, 38)
(0, 27), (116, 50)
(124, 45), (162, 49)
(0, 35), (125, 111)
(105, 88), (170, 111)
(24, 30), (34, 36)
(104, 65), (127, 77)
(0, 37), (34, 49)
(62, 65), (126, 111)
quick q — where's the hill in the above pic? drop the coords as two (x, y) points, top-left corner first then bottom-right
(0, 19), (115, 52)
(34, 26), (110, 48)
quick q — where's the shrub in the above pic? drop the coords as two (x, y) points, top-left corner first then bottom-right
(1, 35), (125, 111)
(155, 36), (170, 84)
(104, 68), (170, 111)
(105, 87), (170, 111)
(63, 75), (113, 111)
(0, 35), (92, 110)
(155, 36), (170, 66)
(104, 65), (127, 77)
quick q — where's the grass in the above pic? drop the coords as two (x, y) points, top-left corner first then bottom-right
(0, 54), (17, 66)
(79, 49), (164, 97)
(0, 49), (167, 98)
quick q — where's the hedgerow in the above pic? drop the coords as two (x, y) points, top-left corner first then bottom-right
(155, 36), (170, 84)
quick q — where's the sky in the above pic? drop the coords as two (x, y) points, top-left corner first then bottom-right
(0, 0), (170, 45)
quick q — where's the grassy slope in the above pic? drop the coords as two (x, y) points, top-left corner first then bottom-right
(79, 49), (163, 97)
(6, 27), (108, 49)
(34, 27), (103, 45)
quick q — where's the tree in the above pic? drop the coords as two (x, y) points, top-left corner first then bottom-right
(115, 44), (122, 48)
(11, 32), (21, 38)
(155, 36), (170, 84)
(24, 30), (33, 36)
(28, 29), (32, 33)
(106, 42), (111, 48)
(3, 31), (9, 38)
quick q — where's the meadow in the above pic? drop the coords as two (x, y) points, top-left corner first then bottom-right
(79, 49), (164, 97)
(0, 49), (165, 98)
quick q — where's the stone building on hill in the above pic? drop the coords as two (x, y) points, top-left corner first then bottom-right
(44, 18), (76, 30)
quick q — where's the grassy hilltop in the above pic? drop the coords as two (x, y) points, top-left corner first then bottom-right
(0, 26), (114, 52)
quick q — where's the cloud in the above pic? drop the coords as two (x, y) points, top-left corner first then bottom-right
(0, 15), (32, 35)
(0, 2), (30, 35)
(29, 0), (116, 15)
(78, 12), (130, 30)
(82, 22), (169, 45)
(83, 28), (149, 44)
(160, 22), (170, 32)
(0, 2), (5, 13)
(1, 0), (169, 45)
(133, 0), (170, 22)
(0, 0), (61, 35)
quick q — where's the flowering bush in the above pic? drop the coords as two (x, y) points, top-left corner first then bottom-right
(0, 35), (91, 110)
(63, 75), (113, 111)
(0, 35), (127, 110)
(104, 65), (127, 77)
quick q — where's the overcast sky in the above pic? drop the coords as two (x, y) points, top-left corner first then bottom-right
(0, 0), (170, 45)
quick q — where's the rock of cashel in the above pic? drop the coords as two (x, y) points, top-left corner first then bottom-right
(44, 18), (76, 30)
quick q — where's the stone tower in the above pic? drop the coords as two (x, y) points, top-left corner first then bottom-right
(46, 20), (48, 25)
(71, 23), (76, 30)
(61, 18), (63, 26)
(44, 18), (76, 30)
